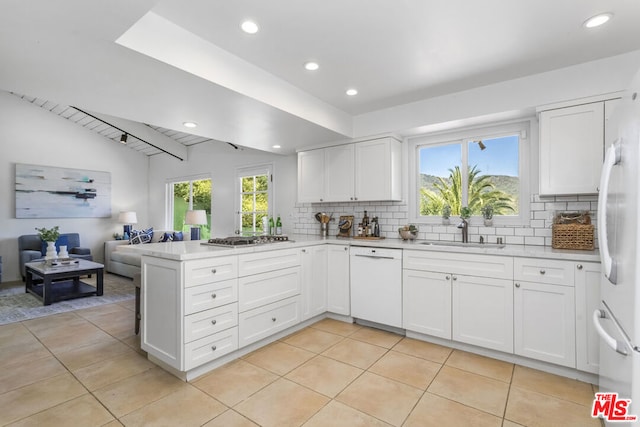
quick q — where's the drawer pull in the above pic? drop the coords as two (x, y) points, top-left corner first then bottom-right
(211, 319), (217, 325)
(577, 264), (583, 270)
(211, 345), (217, 351)
(211, 293), (217, 299)
(515, 283), (521, 288)
(211, 269), (217, 274)
(539, 269), (546, 275)
(272, 317), (277, 322)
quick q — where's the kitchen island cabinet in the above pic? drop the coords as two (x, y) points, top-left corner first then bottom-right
(301, 245), (328, 320)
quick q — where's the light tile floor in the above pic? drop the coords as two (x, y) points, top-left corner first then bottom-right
(0, 303), (602, 426)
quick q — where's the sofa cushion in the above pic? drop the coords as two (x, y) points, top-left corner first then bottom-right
(110, 250), (142, 267)
(130, 228), (153, 244)
(173, 231), (184, 241)
(159, 232), (174, 242)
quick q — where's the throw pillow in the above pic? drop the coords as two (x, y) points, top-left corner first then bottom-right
(173, 231), (184, 241)
(130, 227), (154, 244)
(159, 232), (173, 243)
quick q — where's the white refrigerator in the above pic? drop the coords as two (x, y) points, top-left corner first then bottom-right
(596, 70), (640, 425)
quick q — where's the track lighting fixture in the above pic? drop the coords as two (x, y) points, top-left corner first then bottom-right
(120, 133), (128, 144)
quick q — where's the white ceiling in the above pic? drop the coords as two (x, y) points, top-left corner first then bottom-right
(2, 1), (640, 155)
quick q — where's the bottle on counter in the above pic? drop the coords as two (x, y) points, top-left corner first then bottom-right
(373, 216), (380, 237)
(362, 210), (369, 227)
(275, 215), (282, 235)
(268, 217), (275, 235)
(357, 223), (363, 237)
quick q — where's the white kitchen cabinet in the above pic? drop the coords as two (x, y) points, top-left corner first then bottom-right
(514, 257), (576, 368)
(141, 255), (239, 372)
(301, 245), (328, 321)
(327, 244), (350, 315)
(354, 137), (402, 201)
(403, 269), (452, 339)
(325, 144), (355, 202)
(452, 275), (514, 353)
(297, 136), (402, 203)
(575, 261), (601, 373)
(539, 98), (622, 195)
(297, 149), (325, 203)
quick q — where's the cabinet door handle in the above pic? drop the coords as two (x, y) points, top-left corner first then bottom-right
(211, 345), (217, 351)
(320, 198), (323, 202)
(211, 319), (217, 325)
(539, 269), (546, 275)
(344, 247), (348, 251)
(445, 275), (450, 280)
(577, 264), (583, 270)
(452, 276), (457, 281)
(211, 293), (217, 299)
(301, 249), (307, 253)
(211, 269), (217, 274)
(515, 283), (521, 288)
(350, 197), (354, 200)
(272, 317), (277, 322)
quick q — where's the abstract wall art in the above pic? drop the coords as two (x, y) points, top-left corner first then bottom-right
(15, 163), (111, 218)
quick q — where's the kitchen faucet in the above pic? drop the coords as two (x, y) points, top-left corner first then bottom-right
(457, 218), (469, 243)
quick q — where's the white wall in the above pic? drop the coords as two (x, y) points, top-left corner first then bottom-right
(0, 92), (150, 282)
(148, 141), (297, 237)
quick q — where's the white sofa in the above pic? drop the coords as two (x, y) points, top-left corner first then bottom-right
(104, 230), (190, 279)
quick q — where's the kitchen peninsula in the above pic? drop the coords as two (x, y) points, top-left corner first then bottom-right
(125, 235), (600, 383)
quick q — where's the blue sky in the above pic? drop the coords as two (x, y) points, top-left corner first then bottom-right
(420, 135), (519, 177)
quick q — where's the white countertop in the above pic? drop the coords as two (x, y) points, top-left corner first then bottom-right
(121, 233), (600, 263)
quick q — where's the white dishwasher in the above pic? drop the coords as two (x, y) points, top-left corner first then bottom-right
(350, 246), (403, 328)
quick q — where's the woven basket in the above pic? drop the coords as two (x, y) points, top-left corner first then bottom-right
(552, 223), (594, 250)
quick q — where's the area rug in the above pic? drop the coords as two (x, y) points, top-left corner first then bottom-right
(0, 274), (135, 325)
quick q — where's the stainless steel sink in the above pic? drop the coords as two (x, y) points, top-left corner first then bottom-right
(420, 240), (505, 249)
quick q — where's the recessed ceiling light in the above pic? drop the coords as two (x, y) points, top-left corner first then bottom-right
(583, 12), (613, 28)
(183, 121), (198, 128)
(304, 62), (319, 71)
(272, 145), (281, 149)
(346, 88), (358, 96)
(241, 20), (259, 34)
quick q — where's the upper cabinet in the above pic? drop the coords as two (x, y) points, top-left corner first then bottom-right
(297, 136), (402, 203)
(538, 96), (620, 196)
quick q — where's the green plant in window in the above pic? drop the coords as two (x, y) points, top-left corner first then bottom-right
(420, 166), (515, 216)
(481, 204), (494, 220)
(460, 206), (472, 219)
(441, 204), (451, 219)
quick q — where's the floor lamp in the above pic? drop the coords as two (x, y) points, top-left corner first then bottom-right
(185, 210), (207, 241)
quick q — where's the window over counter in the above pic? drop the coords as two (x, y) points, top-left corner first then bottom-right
(166, 175), (212, 239)
(237, 164), (273, 235)
(408, 120), (531, 226)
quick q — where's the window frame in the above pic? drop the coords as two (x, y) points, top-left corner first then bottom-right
(235, 163), (274, 235)
(165, 173), (212, 233)
(407, 120), (531, 227)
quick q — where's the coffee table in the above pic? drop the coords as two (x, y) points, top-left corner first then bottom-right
(25, 259), (104, 305)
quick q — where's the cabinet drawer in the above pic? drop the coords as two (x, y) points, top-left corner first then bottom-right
(514, 258), (574, 286)
(239, 248), (300, 277)
(238, 267), (301, 312)
(404, 250), (513, 280)
(184, 303), (238, 343)
(184, 279), (238, 315)
(184, 327), (238, 370)
(239, 296), (301, 347)
(185, 256), (238, 287)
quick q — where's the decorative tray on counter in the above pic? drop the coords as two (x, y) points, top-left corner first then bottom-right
(352, 236), (386, 240)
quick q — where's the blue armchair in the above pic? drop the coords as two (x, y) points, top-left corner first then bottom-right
(18, 233), (93, 280)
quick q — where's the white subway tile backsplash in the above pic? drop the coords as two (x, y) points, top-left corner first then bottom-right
(290, 193), (598, 247)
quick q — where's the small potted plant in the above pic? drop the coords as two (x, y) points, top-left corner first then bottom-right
(441, 204), (452, 225)
(35, 226), (60, 261)
(481, 204), (494, 226)
(460, 206), (472, 220)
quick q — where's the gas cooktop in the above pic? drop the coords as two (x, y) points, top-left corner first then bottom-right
(202, 235), (291, 247)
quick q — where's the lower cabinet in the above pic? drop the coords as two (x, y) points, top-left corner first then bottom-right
(239, 296), (301, 347)
(301, 246), (328, 320)
(327, 245), (350, 315)
(514, 281), (576, 368)
(403, 269), (451, 339)
(452, 275), (514, 353)
(575, 262), (601, 373)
